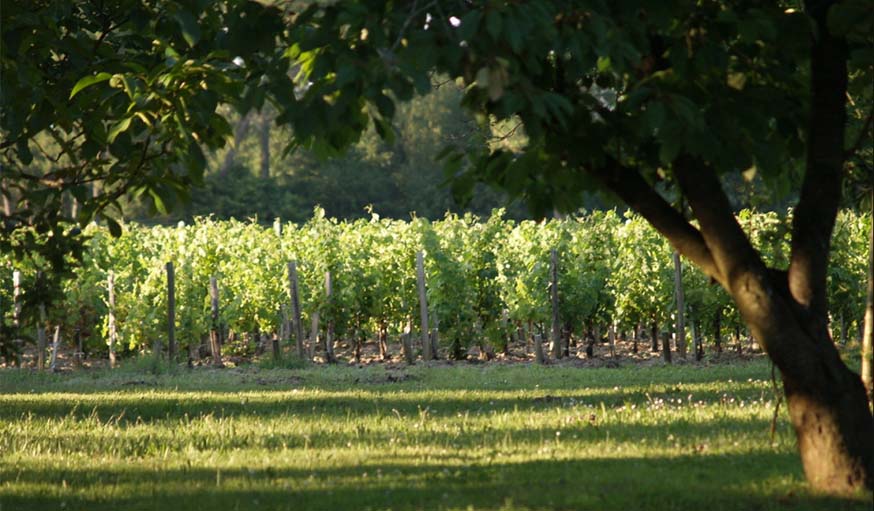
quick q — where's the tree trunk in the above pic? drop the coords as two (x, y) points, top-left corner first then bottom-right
(667, 8), (874, 482)
(584, 1), (873, 491)
(736, 280), (874, 492)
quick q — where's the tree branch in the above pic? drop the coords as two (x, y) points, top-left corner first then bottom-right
(672, 155), (763, 287)
(585, 157), (723, 285)
(789, 5), (848, 335)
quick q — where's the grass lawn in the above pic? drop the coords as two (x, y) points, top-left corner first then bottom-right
(0, 358), (871, 510)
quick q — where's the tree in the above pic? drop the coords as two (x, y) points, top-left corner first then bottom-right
(1, 0), (288, 262)
(2, 0), (872, 493)
(276, 1), (873, 492)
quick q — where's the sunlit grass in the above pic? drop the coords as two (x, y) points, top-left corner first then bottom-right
(0, 359), (870, 510)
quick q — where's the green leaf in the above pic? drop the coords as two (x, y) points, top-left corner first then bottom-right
(485, 10), (502, 40)
(149, 187), (169, 215)
(176, 10), (201, 47)
(458, 10), (482, 42)
(105, 217), (123, 237)
(69, 72), (112, 99)
(107, 116), (133, 144)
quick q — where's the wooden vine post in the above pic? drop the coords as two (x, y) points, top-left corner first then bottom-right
(209, 277), (225, 368)
(401, 319), (415, 365)
(166, 262), (176, 361)
(431, 312), (440, 360)
(672, 252), (687, 358)
(324, 271), (337, 363)
(36, 303), (46, 371)
(74, 328), (84, 368)
(416, 251), (432, 361)
(274, 305), (285, 361)
(662, 330), (672, 364)
(309, 311), (320, 361)
(12, 270), (22, 366)
(550, 249), (561, 359)
(533, 333), (545, 365)
(49, 325), (61, 372)
(288, 261), (305, 359)
(108, 271), (117, 368)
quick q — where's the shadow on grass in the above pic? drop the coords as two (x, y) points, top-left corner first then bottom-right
(0, 385), (782, 425)
(2, 452), (868, 511)
(0, 358), (775, 394)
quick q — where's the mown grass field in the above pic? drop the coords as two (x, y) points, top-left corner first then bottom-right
(1, 359), (871, 511)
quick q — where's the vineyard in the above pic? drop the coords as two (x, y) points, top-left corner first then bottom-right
(1, 208), (870, 368)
